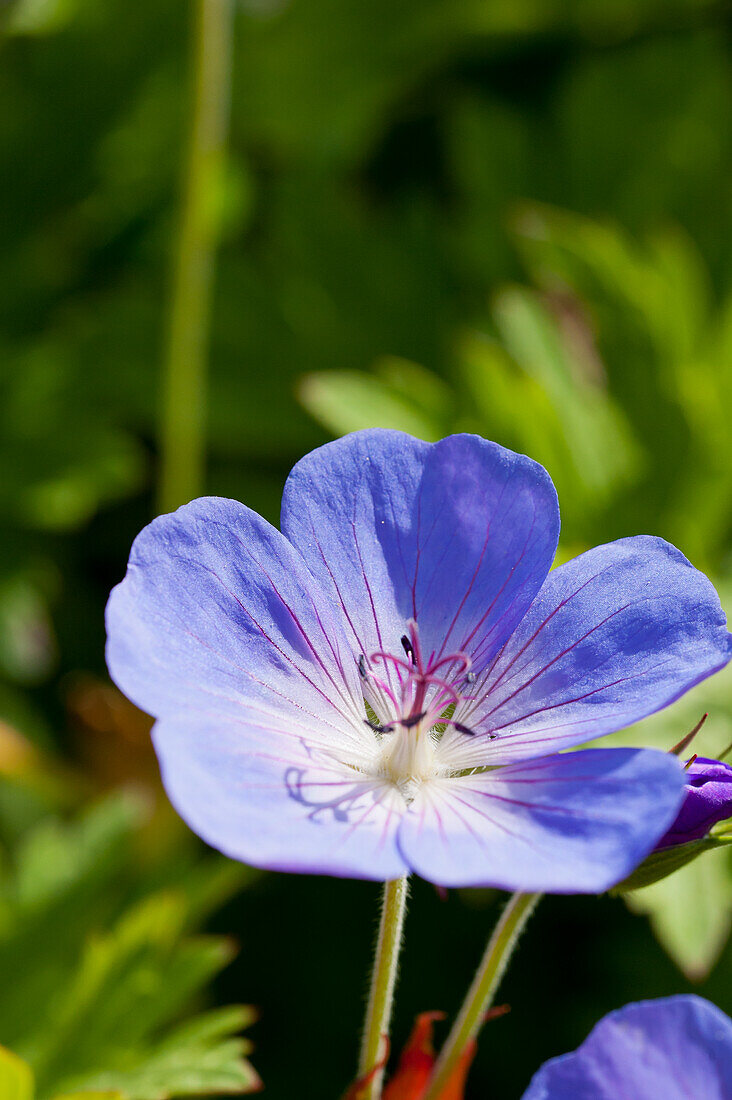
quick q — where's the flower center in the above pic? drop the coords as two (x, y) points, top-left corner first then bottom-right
(358, 619), (477, 792)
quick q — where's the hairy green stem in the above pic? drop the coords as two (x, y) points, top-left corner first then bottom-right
(358, 876), (410, 1099)
(158, 0), (234, 514)
(423, 891), (541, 1100)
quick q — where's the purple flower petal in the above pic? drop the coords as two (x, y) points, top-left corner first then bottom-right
(106, 497), (371, 757)
(397, 749), (684, 893)
(152, 711), (408, 880)
(281, 430), (559, 686)
(440, 537), (732, 769)
(656, 756), (732, 848)
(522, 995), (732, 1099)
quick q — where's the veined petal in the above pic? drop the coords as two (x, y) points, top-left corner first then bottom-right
(106, 497), (370, 756)
(153, 711), (407, 880)
(281, 431), (559, 689)
(397, 749), (685, 893)
(440, 536), (732, 769)
(522, 995), (732, 1099)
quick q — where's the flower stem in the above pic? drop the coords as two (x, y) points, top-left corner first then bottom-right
(158, 0), (234, 514)
(423, 891), (541, 1100)
(358, 876), (410, 1099)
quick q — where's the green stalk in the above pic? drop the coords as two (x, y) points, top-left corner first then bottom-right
(358, 876), (410, 1099)
(423, 891), (541, 1100)
(158, 0), (234, 514)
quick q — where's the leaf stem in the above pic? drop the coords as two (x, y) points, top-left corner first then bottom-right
(158, 0), (234, 514)
(423, 891), (541, 1100)
(358, 876), (410, 1099)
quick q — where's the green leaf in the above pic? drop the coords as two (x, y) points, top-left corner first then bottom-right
(0, 1047), (34, 1100)
(492, 285), (638, 499)
(0, 788), (259, 1099)
(51, 1008), (261, 1100)
(625, 846), (732, 981)
(298, 359), (448, 441)
(52, 1093), (122, 1100)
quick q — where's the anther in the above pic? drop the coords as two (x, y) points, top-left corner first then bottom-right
(465, 671), (476, 685)
(358, 654), (368, 679)
(400, 712), (427, 729)
(365, 718), (394, 734)
(453, 721), (477, 737)
(401, 634), (415, 663)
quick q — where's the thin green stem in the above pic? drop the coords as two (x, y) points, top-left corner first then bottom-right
(423, 891), (541, 1100)
(158, 0), (234, 514)
(358, 876), (409, 1099)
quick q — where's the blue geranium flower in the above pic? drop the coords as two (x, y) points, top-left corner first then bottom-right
(522, 995), (732, 1098)
(105, 431), (732, 891)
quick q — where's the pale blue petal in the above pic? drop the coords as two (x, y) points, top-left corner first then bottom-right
(153, 710), (407, 879)
(106, 497), (370, 757)
(522, 995), (732, 1099)
(398, 749), (684, 893)
(281, 430), (559, 690)
(441, 536), (732, 768)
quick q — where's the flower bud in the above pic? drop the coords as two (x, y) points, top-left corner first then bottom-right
(613, 756), (732, 892)
(656, 756), (732, 848)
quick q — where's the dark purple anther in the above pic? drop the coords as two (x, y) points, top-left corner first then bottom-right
(655, 757), (732, 849)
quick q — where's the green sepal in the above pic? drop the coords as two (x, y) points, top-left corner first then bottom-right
(611, 835), (732, 893)
(709, 817), (732, 841)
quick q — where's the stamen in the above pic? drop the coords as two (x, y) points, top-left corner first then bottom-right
(362, 621), (486, 775)
(452, 721), (476, 737)
(431, 651), (471, 676)
(371, 650), (412, 675)
(400, 712), (427, 729)
(364, 718), (394, 734)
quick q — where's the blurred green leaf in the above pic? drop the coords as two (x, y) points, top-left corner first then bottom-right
(56, 1008), (261, 1100)
(0, 1046), (34, 1100)
(598, 580), (732, 975)
(298, 356), (451, 440)
(625, 847), (732, 982)
(0, 576), (56, 685)
(53, 1093), (122, 1100)
(492, 285), (639, 499)
(0, 789), (259, 1099)
(3, 0), (79, 36)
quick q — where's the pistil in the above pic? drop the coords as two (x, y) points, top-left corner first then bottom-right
(359, 619), (479, 789)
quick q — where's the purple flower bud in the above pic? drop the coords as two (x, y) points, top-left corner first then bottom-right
(656, 756), (732, 849)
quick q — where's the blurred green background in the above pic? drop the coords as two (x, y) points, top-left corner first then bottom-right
(1, 0), (732, 1097)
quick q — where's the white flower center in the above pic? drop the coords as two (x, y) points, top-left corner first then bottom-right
(356, 619), (482, 799)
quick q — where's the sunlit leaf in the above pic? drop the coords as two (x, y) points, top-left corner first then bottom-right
(0, 1046), (34, 1100)
(298, 359), (448, 441)
(625, 848), (732, 981)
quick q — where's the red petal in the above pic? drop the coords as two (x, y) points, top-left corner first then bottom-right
(382, 1012), (445, 1100)
(436, 1039), (477, 1100)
